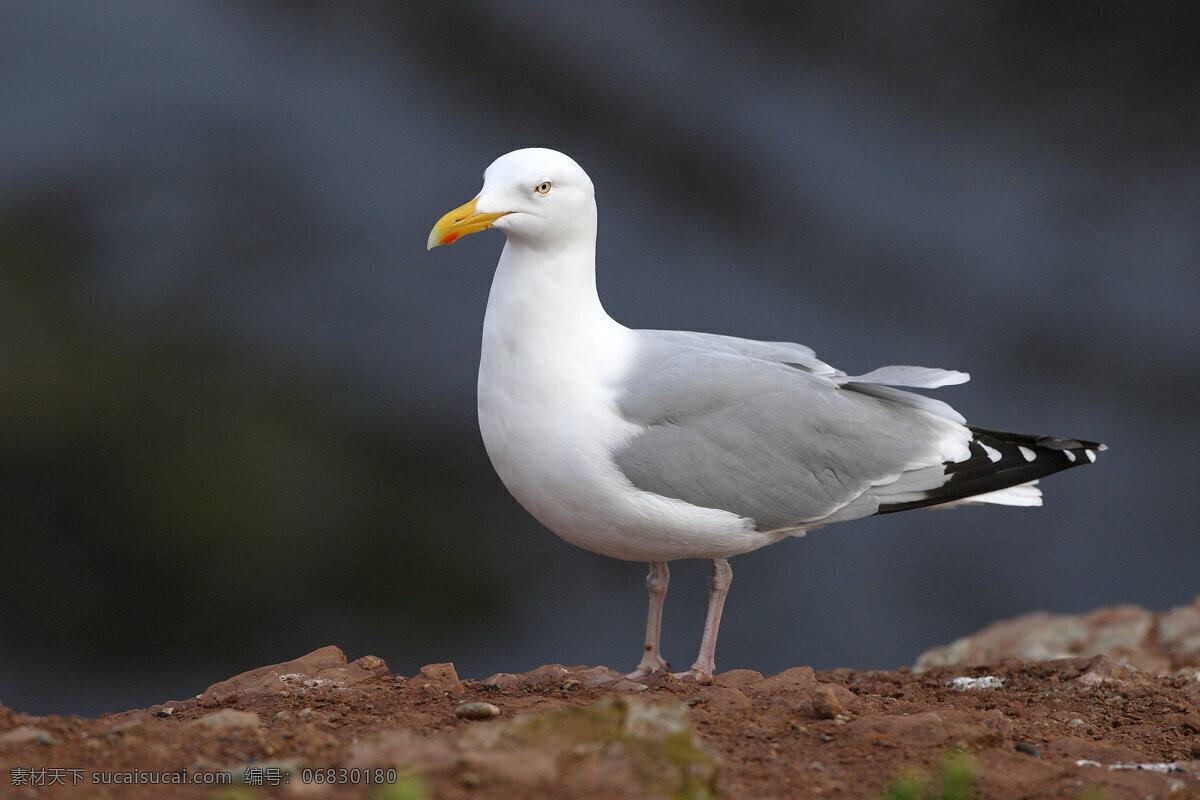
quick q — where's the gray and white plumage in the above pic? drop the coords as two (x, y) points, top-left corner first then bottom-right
(427, 147), (1104, 680)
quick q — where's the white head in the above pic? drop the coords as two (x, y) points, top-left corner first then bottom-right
(427, 148), (596, 252)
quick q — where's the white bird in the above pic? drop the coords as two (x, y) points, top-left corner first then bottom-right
(427, 147), (1104, 682)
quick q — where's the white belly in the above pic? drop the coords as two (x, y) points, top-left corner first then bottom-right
(477, 316), (782, 562)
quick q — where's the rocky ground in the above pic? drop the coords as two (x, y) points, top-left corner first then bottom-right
(2, 596), (1199, 800)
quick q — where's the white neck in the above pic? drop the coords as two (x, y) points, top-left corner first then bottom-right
(482, 235), (621, 355)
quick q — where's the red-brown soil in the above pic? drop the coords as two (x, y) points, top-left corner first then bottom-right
(2, 643), (1198, 799)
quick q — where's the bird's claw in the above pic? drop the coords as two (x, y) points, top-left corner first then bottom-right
(670, 668), (714, 684)
(626, 654), (670, 681)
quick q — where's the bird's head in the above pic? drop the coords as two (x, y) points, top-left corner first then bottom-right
(427, 148), (596, 251)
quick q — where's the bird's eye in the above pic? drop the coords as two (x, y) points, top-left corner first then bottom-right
(534, 181), (552, 195)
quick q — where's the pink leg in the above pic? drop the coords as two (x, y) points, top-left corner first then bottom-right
(626, 561), (670, 679)
(675, 558), (732, 683)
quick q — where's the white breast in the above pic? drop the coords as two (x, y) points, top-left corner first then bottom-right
(476, 242), (782, 562)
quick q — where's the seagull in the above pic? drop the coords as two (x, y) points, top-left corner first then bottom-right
(427, 147), (1104, 682)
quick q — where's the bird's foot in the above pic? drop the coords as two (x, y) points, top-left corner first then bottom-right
(670, 668), (714, 684)
(626, 652), (670, 681)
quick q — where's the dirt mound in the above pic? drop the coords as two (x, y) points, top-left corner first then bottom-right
(2, 642), (1199, 799)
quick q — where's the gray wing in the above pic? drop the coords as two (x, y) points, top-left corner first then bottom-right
(612, 330), (971, 531)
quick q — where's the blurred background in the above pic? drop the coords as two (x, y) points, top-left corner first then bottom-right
(2, 1), (1197, 716)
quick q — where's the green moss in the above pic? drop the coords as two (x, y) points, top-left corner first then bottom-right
(505, 696), (720, 800)
(873, 754), (977, 800)
(373, 771), (429, 800)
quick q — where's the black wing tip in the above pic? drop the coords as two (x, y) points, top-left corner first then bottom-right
(877, 426), (1104, 515)
(967, 426), (1107, 454)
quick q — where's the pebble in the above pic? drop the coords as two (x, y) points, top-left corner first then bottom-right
(1015, 742), (1042, 757)
(356, 655), (386, 670)
(811, 685), (844, 719)
(417, 662), (462, 691)
(455, 702), (501, 720)
(948, 675), (1004, 691)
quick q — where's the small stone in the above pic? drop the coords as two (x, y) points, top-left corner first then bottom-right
(155, 707), (174, 717)
(562, 678), (581, 690)
(1015, 742), (1041, 757)
(948, 675), (1004, 691)
(574, 666), (625, 689)
(481, 672), (522, 690)
(526, 664), (570, 684)
(417, 662), (462, 690)
(356, 655), (386, 671)
(455, 702), (501, 720)
(811, 685), (844, 719)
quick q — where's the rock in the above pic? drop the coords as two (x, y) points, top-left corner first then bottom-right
(525, 663), (570, 683)
(916, 596), (1200, 674)
(1075, 654), (1132, 687)
(811, 685), (844, 719)
(755, 666), (817, 695)
(574, 666), (628, 689)
(455, 702), (501, 720)
(480, 664), (570, 690)
(173, 646), (387, 709)
(356, 655), (386, 671)
(796, 683), (858, 719)
(947, 675), (1004, 691)
(481, 671), (523, 690)
(416, 662), (462, 691)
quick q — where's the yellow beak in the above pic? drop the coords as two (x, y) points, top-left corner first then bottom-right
(426, 197), (509, 250)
